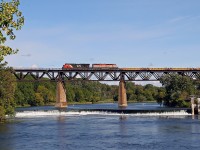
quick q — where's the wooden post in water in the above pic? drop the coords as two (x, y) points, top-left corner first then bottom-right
(197, 98), (200, 114)
(55, 81), (67, 108)
(191, 97), (195, 115)
(118, 80), (127, 108)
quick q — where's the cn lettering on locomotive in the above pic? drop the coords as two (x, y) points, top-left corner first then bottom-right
(62, 64), (90, 69)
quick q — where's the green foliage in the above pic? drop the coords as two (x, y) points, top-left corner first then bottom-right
(14, 79), (56, 106)
(36, 85), (54, 104)
(0, 0), (24, 121)
(137, 95), (147, 102)
(13, 74), (200, 109)
(74, 88), (84, 102)
(16, 81), (35, 106)
(0, 106), (5, 122)
(156, 87), (166, 106)
(125, 82), (160, 102)
(0, 0), (24, 62)
(160, 74), (196, 107)
(0, 66), (16, 121)
(113, 94), (118, 102)
(14, 79), (119, 106)
(65, 83), (75, 102)
(66, 81), (114, 103)
(33, 93), (44, 106)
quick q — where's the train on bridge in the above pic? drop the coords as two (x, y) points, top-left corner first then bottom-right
(121, 68), (200, 71)
(62, 63), (118, 69)
(62, 63), (200, 71)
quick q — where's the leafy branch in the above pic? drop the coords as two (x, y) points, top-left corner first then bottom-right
(0, 0), (24, 62)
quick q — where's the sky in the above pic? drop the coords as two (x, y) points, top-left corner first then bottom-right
(4, 0), (200, 69)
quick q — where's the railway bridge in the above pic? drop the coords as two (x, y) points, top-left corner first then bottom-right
(12, 67), (200, 108)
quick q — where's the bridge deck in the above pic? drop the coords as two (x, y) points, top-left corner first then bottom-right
(11, 68), (200, 81)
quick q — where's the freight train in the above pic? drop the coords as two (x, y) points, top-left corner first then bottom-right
(62, 63), (200, 70)
(120, 68), (200, 71)
(62, 63), (118, 69)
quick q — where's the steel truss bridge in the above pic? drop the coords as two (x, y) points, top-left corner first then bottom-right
(11, 67), (200, 108)
(12, 68), (200, 81)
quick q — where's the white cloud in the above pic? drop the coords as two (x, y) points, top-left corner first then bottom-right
(31, 64), (38, 68)
(168, 16), (190, 24)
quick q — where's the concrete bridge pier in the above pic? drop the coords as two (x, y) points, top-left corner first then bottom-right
(55, 81), (67, 108)
(118, 80), (127, 108)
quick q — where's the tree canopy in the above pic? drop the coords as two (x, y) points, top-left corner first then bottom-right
(13, 78), (166, 107)
(0, 0), (24, 122)
(0, 66), (16, 122)
(0, 0), (24, 63)
(160, 74), (196, 107)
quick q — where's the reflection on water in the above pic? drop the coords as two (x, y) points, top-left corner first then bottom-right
(57, 116), (66, 123)
(119, 115), (127, 120)
(0, 124), (13, 150)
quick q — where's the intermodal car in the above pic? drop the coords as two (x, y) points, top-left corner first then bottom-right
(120, 68), (200, 71)
(92, 64), (118, 68)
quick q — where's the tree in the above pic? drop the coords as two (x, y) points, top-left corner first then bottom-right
(137, 95), (147, 102)
(113, 94), (118, 102)
(0, 67), (16, 121)
(0, 0), (24, 63)
(0, 106), (5, 122)
(16, 82), (35, 106)
(156, 87), (166, 106)
(0, 0), (24, 122)
(14, 87), (24, 106)
(74, 88), (84, 102)
(33, 93), (44, 106)
(65, 83), (75, 102)
(144, 90), (154, 101)
(36, 85), (54, 104)
(126, 82), (136, 101)
(160, 74), (196, 107)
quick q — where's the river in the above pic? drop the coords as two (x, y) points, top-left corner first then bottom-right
(0, 103), (200, 150)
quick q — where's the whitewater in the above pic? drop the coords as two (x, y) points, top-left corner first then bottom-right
(15, 109), (191, 118)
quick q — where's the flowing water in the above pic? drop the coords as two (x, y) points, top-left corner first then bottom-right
(0, 103), (200, 150)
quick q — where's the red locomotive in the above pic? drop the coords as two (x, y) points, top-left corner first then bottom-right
(62, 64), (90, 69)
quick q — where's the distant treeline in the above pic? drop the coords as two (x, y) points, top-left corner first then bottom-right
(14, 76), (166, 106)
(14, 74), (200, 108)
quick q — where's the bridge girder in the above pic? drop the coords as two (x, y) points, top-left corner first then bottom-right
(11, 68), (200, 82)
